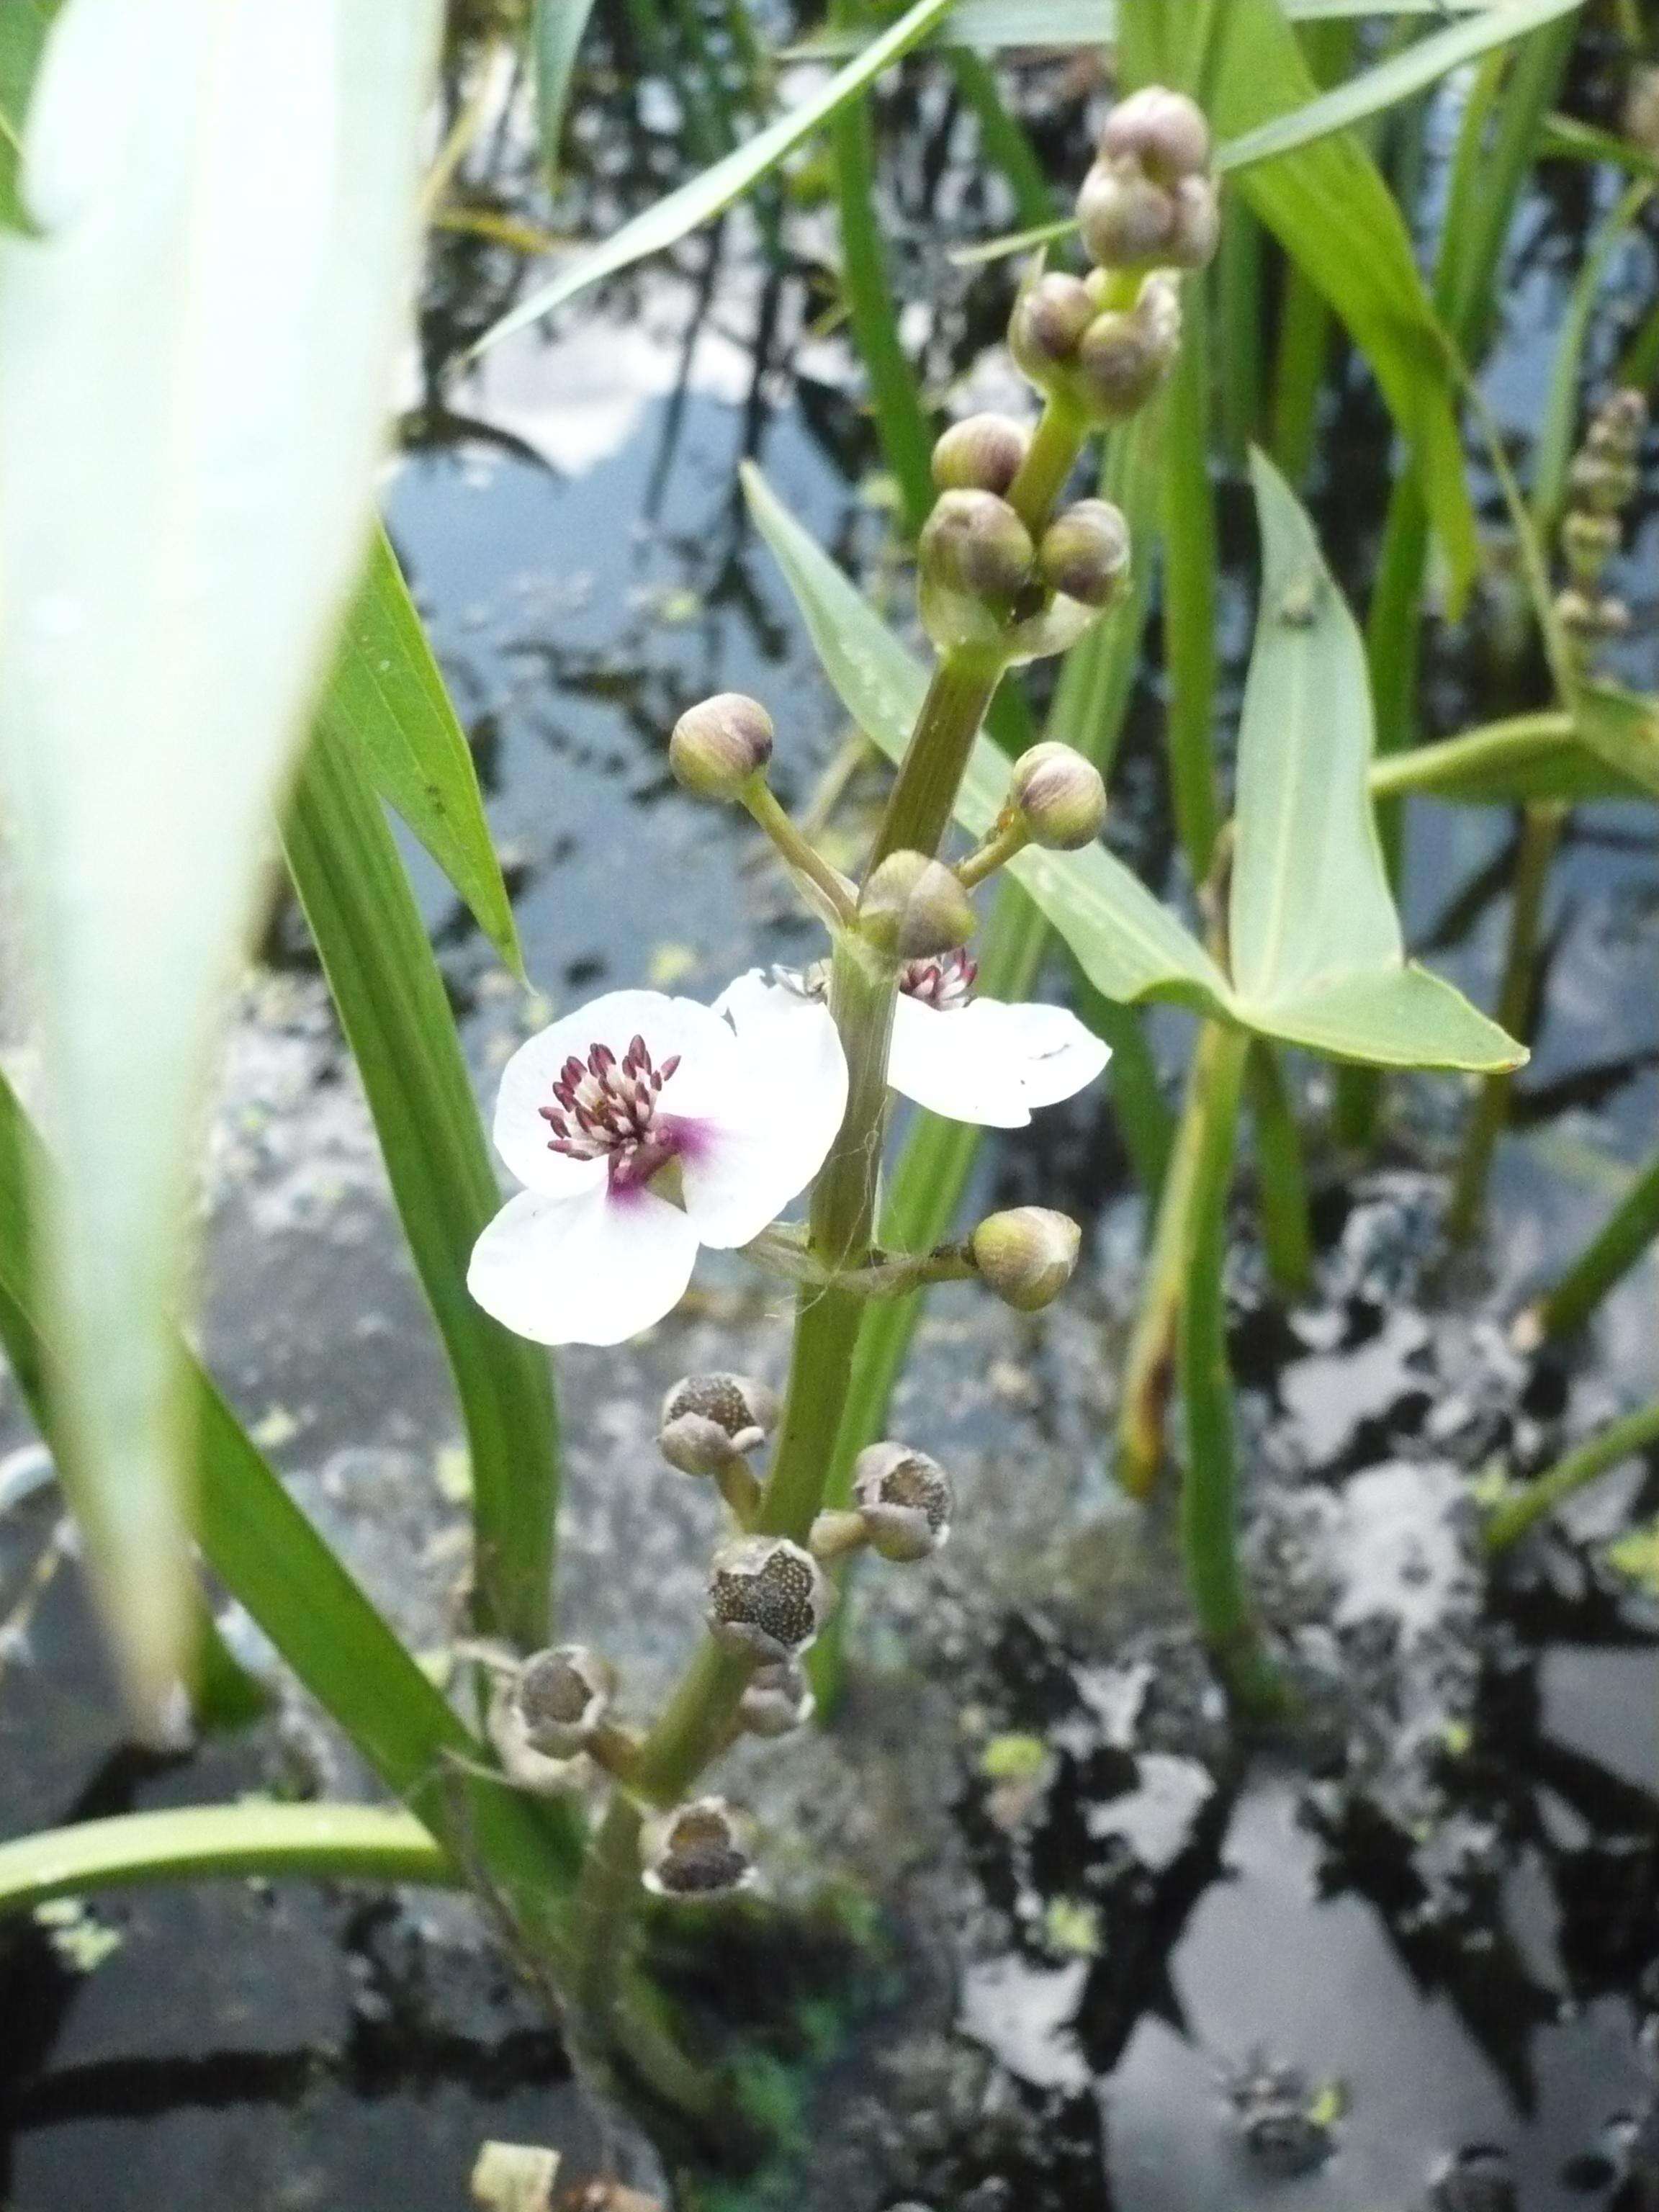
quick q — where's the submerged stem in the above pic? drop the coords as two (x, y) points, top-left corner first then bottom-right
(1485, 1399), (1659, 1552)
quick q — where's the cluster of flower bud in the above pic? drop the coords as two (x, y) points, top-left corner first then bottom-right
(642, 1797), (757, 1901)
(1555, 387), (1647, 661)
(858, 848), (976, 961)
(811, 1441), (954, 1565)
(917, 474), (1133, 662)
(1010, 266), (1183, 428)
(1076, 87), (1218, 275)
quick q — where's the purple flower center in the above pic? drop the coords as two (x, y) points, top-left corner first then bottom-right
(539, 1034), (686, 1191)
(899, 949), (976, 1010)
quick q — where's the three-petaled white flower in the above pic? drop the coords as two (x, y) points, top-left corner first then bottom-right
(469, 988), (848, 1347)
(716, 956), (1110, 1129)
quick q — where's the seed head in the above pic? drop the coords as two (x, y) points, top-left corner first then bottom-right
(971, 1206), (1082, 1312)
(1008, 741), (1107, 850)
(932, 411), (1033, 496)
(851, 1441), (953, 1563)
(706, 1534), (833, 1662)
(859, 850), (976, 961)
(739, 1658), (816, 1738)
(1009, 271), (1096, 387)
(487, 1671), (597, 1797)
(642, 1797), (757, 1900)
(659, 1371), (780, 1476)
(1038, 499), (1132, 612)
(1098, 86), (1213, 186)
(669, 692), (774, 799)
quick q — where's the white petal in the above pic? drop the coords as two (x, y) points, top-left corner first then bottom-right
(683, 976), (849, 1246)
(998, 1001), (1112, 1110)
(492, 987), (742, 1193)
(886, 997), (1033, 1127)
(467, 1183), (699, 1347)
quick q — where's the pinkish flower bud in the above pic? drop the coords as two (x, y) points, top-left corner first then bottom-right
(1076, 274), (1182, 421)
(1008, 740), (1107, 849)
(932, 411), (1033, 496)
(1076, 159), (1180, 269)
(1038, 499), (1132, 611)
(706, 1535), (832, 1663)
(738, 1658), (815, 1738)
(642, 1797), (757, 1899)
(1098, 86), (1213, 185)
(859, 850), (977, 961)
(851, 1441), (953, 1563)
(669, 692), (774, 799)
(1009, 271), (1097, 388)
(921, 488), (1035, 601)
(659, 1371), (780, 1476)
(970, 1206), (1082, 1311)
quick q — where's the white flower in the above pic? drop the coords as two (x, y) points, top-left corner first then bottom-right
(717, 958), (1109, 1130)
(469, 987), (848, 1346)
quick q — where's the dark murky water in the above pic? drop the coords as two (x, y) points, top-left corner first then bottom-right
(4, 20), (1659, 2211)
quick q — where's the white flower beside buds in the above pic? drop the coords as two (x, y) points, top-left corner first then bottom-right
(642, 1798), (757, 1900)
(1007, 741), (1108, 850)
(858, 849), (977, 963)
(668, 691), (774, 799)
(971, 1206), (1082, 1312)
(659, 1372), (779, 1476)
(738, 1658), (816, 1738)
(706, 1534), (833, 1663)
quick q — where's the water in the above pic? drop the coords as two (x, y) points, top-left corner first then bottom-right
(2, 21), (1659, 2211)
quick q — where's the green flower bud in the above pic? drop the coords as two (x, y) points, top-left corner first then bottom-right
(1007, 740), (1107, 849)
(932, 411), (1032, 496)
(668, 691), (774, 798)
(1038, 499), (1132, 611)
(1166, 175), (1220, 271)
(707, 1535), (832, 1663)
(642, 1798), (757, 1900)
(859, 849), (977, 960)
(659, 1371), (779, 1475)
(921, 490), (1034, 599)
(1009, 271), (1096, 388)
(970, 1206), (1082, 1311)
(1075, 274), (1181, 421)
(1076, 159), (1180, 270)
(1098, 86), (1213, 186)
(851, 1441), (953, 1563)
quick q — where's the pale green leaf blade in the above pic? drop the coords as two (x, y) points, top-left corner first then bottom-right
(0, 0), (57, 227)
(739, 460), (1230, 1010)
(1230, 449), (1402, 1002)
(0, 0), (441, 1716)
(1220, 0), (1583, 174)
(795, 0), (1512, 60)
(472, 0), (956, 356)
(1367, 710), (1647, 804)
(1573, 682), (1659, 799)
(321, 528), (523, 978)
(1259, 966), (1526, 1071)
(532, 0), (600, 186)
(0, 1804), (457, 1918)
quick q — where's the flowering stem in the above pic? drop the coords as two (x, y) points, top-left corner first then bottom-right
(741, 781), (857, 925)
(1004, 392), (1087, 539)
(955, 817), (1030, 891)
(868, 647), (1004, 866)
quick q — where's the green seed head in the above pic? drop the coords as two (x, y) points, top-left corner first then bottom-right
(668, 691), (774, 798)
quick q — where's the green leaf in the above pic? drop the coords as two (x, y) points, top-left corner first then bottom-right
(0, 0), (442, 1718)
(320, 527), (523, 978)
(531, 0), (601, 186)
(1219, 0), (1583, 173)
(795, 0), (1511, 58)
(1367, 709), (1645, 804)
(471, 0), (958, 356)
(1569, 683), (1659, 798)
(283, 718), (559, 1652)
(0, 1804), (457, 1919)
(742, 457), (1521, 1070)
(0, 0), (56, 227)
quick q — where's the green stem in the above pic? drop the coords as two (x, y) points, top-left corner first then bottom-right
(1245, 1042), (1314, 1301)
(1004, 394), (1088, 540)
(1160, 277), (1221, 881)
(742, 781), (856, 922)
(869, 648), (1004, 866)
(1485, 1400), (1659, 1552)
(1444, 801), (1565, 1245)
(1177, 1022), (1285, 1717)
(1367, 711), (1578, 802)
(1526, 1148), (1659, 1344)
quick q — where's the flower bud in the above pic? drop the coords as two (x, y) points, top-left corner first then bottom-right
(859, 850), (976, 961)
(1561, 507), (1621, 580)
(1007, 741), (1107, 850)
(707, 1534), (832, 1663)
(1568, 449), (1639, 516)
(1556, 586), (1632, 643)
(852, 1441), (953, 1563)
(738, 1658), (815, 1738)
(1588, 385), (1647, 456)
(971, 1206), (1082, 1312)
(659, 1372), (780, 1476)
(1167, 174), (1220, 270)
(642, 1797), (757, 1899)
(1038, 499), (1132, 611)
(1098, 86), (1213, 186)
(1628, 65), (1659, 158)
(1076, 159), (1181, 269)
(920, 489), (1034, 601)
(932, 412), (1031, 497)
(508, 1644), (616, 1758)
(1076, 278), (1182, 422)
(669, 692), (774, 799)
(1009, 271), (1096, 387)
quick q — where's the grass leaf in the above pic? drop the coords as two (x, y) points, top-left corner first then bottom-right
(532, 0), (601, 187)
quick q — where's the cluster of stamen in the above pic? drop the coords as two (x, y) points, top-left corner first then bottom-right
(539, 1035), (680, 1182)
(899, 948), (976, 1010)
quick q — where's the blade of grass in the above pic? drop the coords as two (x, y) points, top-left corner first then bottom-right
(1160, 287), (1222, 881)
(1216, 200), (1267, 463)
(282, 717), (560, 1653)
(948, 48), (1056, 231)
(1531, 175), (1653, 538)
(532, 0), (603, 187)
(1485, 1400), (1659, 1550)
